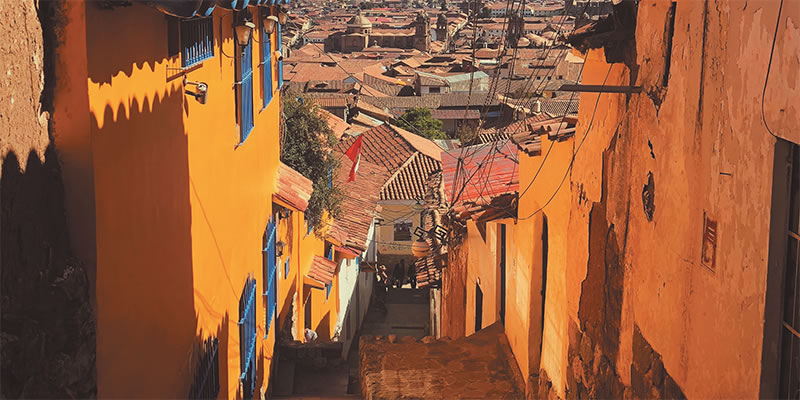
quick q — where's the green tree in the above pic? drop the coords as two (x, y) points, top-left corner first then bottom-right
(281, 93), (343, 234)
(479, 6), (490, 18)
(396, 108), (448, 140)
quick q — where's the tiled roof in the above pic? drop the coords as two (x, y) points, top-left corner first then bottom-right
(274, 162), (313, 212)
(328, 161), (389, 252)
(477, 113), (554, 143)
(307, 256), (337, 286)
(442, 139), (519, 207)
(307, 94), (354, 108)
(431, 109), (481, 120)
(336, 123), (442, 173)
(318, 109), (351, 140)
(510, 115), (577, 156)
(381, 152), (440, 201)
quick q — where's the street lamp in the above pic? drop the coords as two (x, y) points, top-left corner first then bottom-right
(234, 18), (255, 48)
(264, 15), (279, 35)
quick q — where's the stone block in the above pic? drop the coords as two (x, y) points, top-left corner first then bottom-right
(388, 334), (397, 344)
(422, 336), (435, 343)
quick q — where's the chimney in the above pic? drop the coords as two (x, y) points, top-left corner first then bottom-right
(534, 99), (542, 113)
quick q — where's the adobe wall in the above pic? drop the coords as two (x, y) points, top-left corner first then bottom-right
(548, 0), (800, 398)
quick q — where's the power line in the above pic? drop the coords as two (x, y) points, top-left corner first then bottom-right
(760, 0), (784, 140)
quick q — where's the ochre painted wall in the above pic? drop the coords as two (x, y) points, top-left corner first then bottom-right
(84, 3), (285, 397)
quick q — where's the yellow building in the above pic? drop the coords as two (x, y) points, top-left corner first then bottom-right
(47, 0), (328, 397)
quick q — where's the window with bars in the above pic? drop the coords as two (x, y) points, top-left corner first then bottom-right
(261, 15), (273, 109)
(236, 32), (254, 143)
(263, 221), (277, 337)
(779, 143), (800, 398)
(180, 17), (215, 68)
(238, 276), (257, 399)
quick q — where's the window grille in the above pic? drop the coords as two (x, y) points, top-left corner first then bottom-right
(261, 17), (273, 108)
(237, 33), (254, 143)
(238, 276), (257, 399)
(188, 337), (220, 399)
(181, 18), (215, 68)
(263, 221), (277, 337)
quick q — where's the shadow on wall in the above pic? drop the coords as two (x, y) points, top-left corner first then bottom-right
(0, 147), (96, 398)
(188, 315), (229, 399)
(317, 312), (332, 341)
(90, 83), (198, 396)
(85, 3), (171, 86)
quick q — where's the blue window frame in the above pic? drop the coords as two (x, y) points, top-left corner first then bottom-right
(261, 16), (273, 109)
(263, 220), (277, 338)
(180, 17), (215, 68)
(277, 22), (283, 88)
(284, 256), (290, 279)
(236, 32), (254, 143)
(238, 276), (257, 399)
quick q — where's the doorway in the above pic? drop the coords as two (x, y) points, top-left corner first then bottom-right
(540, 215), (549, 354)
(475, 283), (483, 332)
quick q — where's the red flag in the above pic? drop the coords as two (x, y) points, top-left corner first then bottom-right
(344, 135), (363, 182)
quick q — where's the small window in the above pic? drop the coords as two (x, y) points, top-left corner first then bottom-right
(238, 276), (257, 399)
(429, 86), (441, 93)
(326, 282), (332, 300)
(284, 256), (290, 279)
(394, 222), (412, 241)
(180, 17), (215, 68)
(325, 242), (334, 260)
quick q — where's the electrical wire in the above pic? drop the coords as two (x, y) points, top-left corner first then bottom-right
(760, 0), (785, 140)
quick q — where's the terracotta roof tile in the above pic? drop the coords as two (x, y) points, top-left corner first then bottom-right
(381, 152), (440, 201)
(336, 124), (417, 172)
(328, 161), (390, 251)
(274, 162), (313, 212)
(307, 256), (337, 285)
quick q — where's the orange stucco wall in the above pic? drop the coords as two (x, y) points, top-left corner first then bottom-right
(77, 2), (285, 397)
(510, 130), (576, 394)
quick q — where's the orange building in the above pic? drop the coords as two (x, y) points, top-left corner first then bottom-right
(47, 0), (333, 397)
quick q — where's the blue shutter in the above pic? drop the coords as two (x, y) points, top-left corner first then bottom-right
(261, 18), (273, 109)
(263, 221), (277, 338)
(277, 22), (283, 88)
(237, 35), (254, 143)
(238, 277), (257, 398)
(284, 256), (290, 279)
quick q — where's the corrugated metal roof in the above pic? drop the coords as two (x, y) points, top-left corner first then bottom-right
(442, 140), (519, 207)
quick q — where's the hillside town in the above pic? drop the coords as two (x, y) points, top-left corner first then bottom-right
(1, 0), (798, 399)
